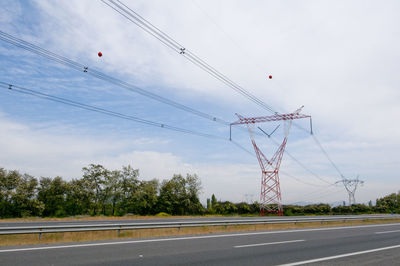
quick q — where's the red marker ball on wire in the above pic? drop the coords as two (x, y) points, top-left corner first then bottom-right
(98, 52), (102, 57)
(269, 75), (272, 79)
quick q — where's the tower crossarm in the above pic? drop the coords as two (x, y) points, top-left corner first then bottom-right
(231, 113), (310, 125)
(231, 106), (310, 125)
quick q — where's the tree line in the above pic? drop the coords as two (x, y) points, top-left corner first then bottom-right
(0, 164), (203, 218)
(1, 165), (399, 218)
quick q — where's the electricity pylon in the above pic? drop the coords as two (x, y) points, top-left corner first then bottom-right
(231, 106), (311, 215)
(244, 193), (254, 203)
(336, 175), (364, 206)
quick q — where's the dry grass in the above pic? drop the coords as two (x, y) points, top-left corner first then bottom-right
(1, 218), (399, 247)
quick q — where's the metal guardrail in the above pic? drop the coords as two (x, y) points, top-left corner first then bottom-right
(1, 215), (399, 237)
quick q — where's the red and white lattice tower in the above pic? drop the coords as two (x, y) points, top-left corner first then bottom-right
(231, 106), (310, 215)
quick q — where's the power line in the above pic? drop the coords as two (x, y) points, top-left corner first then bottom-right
(0, 30), (229, 126)
(185, 1), (347, 180)
(0, 30), (262, 139)
(0, 31), (274, 141)
(191, 0), (270, 81)
(312, 134), (345, 178)
(102, 0), (276, 114)
(189, 2), (315, 129)
(2, 80), (333, 191)
(288, 185), (342, 205)
(268, 136), (335, 185)
(0, 81), (225, 140)
(280, 170), (331, 188)
(1, 81), (267, 163)
(0, 30), (276, 156)
(2, 80), (330, 190)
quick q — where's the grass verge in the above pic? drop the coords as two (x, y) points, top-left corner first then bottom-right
(1, 218), (400, 247)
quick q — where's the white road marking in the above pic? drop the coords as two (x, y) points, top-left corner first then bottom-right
(278, 244), (400, 265)
(0, 222), (399, 253)
(375, 229), (400, 234)
(234, 239), (304, 248)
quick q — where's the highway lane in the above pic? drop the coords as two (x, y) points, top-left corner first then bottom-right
(1, 222), (400, 265)
(297, 247), (400, 265)
(1, 214), (399, 227)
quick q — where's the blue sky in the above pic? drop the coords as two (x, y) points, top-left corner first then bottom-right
(1, 0), (399, 205)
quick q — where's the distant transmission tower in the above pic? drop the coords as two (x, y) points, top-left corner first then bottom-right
(244, 193), (254, 203)
(336, 176), (364, 205)
(231, 106), (311, 215)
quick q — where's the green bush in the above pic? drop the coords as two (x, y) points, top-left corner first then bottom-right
(156, 212), (171, 217)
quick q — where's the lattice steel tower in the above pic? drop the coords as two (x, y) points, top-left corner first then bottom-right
(336, 176), (364, 205)
(231, 106), (311, 215)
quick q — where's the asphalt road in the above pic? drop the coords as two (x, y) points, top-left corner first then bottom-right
(1, 214), (399, 227)
(1, 222), (400, 265)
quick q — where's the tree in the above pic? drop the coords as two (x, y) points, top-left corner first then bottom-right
(106, 170), (123, 216)
(157, 175), (185, 215)
(11, 173), (43, 217)
(0, 168), (20, 217)
(38, 176), (68, 217)
(211, 194), (217, 208)
(351, 204), (370, 214)
(119, 165), (140, 215)
(375, 192), (400, 213)
(184, 174), (204, 214)
(236, 202), (251, 214)
(157, 174), (204, 215)
(132, 179), (159, 215)
(214, 201), (237, 215)
(81, 164), (109, 215)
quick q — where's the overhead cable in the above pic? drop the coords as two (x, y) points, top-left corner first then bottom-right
(2, 81), (327, 189)
(186, 1), (348, 180)
(102, 0), (276, 114)
(288, 185), (342, 205)
(268, 137), (335, 185)
(312, 134), (345, 178)
(0, 81), (224, 140)
(0, 30), (228, 126)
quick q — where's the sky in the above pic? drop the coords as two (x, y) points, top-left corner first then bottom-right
(0, 0), (399, 205)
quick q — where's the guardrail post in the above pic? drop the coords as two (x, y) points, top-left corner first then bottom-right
(118, 225), (121, 237)
(39, 229), (42, 240)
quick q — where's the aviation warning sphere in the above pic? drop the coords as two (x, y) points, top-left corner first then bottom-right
(269, 75), (272, 79)
(98, 52), (103, 57)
